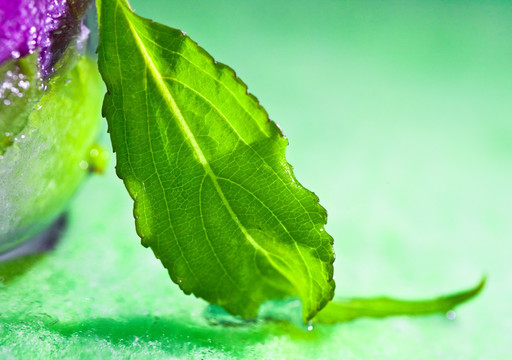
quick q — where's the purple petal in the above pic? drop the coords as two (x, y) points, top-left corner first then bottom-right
(0, 0), (44, 63)
(0, 0), (91, 77)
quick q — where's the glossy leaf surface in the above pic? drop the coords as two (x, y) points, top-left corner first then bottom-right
(97, 0), (335, 320)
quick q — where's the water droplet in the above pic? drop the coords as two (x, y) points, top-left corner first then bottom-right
(11, 51), (20, 59)
(79, 160), (89, 170)
(446, 310), (456, 320)
(18, 80), (30, 90)
(89, 148), (99, 157)
(3, 99), (11, 106)
(35, 312), (59, 326)
(203, 305), (250, 326)
(258, 298), (305, 329)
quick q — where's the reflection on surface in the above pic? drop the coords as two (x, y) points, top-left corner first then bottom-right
(0, 214), (67, 283)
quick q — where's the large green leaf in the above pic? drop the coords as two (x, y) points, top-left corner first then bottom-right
(97, 0), (334, 320)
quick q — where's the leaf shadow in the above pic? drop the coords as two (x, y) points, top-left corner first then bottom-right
(45, 314), (324, 356)
(0, 215), (67, 284)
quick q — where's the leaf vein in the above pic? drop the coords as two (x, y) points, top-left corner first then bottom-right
(134, 29), (269, 135)
(121, 4), (283, 285)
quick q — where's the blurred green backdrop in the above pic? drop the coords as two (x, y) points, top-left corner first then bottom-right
(1, 0), (511, 358)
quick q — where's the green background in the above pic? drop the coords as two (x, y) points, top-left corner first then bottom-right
(1, 0), (511, 358)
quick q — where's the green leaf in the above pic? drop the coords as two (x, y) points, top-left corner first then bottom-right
(314, 277), (486, 324)
(97, 0), (335, 321)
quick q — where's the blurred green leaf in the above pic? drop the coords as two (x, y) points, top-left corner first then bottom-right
(97, 0), (334, 320)
(314, 277), (486, 324)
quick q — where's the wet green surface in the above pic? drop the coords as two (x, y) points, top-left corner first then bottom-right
(1, 0), (511, 358)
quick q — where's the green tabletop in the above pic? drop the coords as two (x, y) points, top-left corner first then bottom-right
(1, 0), (511, 358)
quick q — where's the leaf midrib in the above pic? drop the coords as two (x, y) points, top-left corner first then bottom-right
(135, 29), (269, 136)
(117, 3), (305, 296)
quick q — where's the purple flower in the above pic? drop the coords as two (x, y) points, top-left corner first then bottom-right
(0, 0), (91, 77)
